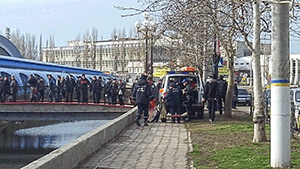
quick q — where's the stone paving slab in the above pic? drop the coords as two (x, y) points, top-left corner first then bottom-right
(75, 122), (190, 169)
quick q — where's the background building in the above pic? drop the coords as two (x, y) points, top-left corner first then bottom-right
(42, 38), (169, 74)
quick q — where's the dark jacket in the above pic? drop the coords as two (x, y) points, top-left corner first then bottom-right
(132, 78), (152, 105)
(49, 78), (56, 90)
(104, 81), (112, 94)
(3, 79), (10, 94)
(90, 79), (98, 92)
(165, 84), (181, 106)
(80, 78), (90, 90)
(233, 83), (238, 96)
(0, 79), (3, 92)
(183, 83), (195, 101)
(151, 83), (159, 101)
(65, 77), (76, 92)
(218, 79), (228, 97)
(110, 82), (118, 96)
(118, 82), (126, 96)
(37, 80), (46, 91)
(10, 79), (18, 93)
(204, 79), (219, 99)
(28, 77), (38, 88)
(97, 79), (103, 93)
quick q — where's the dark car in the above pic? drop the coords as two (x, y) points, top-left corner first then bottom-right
(237, 88), (252, 106)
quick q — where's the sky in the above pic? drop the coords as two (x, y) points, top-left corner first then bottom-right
(1, 0), (300, 53)
(1, 0), (143, 46)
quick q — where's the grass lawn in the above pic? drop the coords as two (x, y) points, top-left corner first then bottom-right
(186, 111), (300, 169)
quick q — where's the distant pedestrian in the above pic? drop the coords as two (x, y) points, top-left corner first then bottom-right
(110, 79), (118, 105)
(232, 80), (238, 109)
(75, 76), (82, 103)
(10, 75), (18, 102)
(204, 74), (219, 123)
(56, 76), (63, 102)
(96, 76), (103, 104)
(48, 74), (56, 102)
(28, 74), (38, 102)
(104, 78), (112, 104)
(0, 76), (3, 102)
(132, 74), (153, 126)
(90, 76), (98, 103)
(118, 79), (125, 106)
(2, 76), (10, 102)
(217, 75), (227, 115)
(37, 78), (46, 102)
(80, 74), (90, 103)
(65, 75), (76, 102)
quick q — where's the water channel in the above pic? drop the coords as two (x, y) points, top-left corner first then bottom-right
(0, 120), (110, 169)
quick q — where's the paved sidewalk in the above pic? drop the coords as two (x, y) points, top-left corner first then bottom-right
(75, 122), (190, 169)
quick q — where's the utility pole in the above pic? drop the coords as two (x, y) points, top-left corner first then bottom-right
(271, 0), (291, 167)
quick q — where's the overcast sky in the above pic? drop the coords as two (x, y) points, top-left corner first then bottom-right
(1, 0), (300, 53)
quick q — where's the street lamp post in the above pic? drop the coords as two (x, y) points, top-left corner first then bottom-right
(135, 12), (157, 75)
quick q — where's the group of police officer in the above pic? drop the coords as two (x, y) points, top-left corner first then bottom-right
(0, 74), (127, 105)
(132, 73), (229, 126)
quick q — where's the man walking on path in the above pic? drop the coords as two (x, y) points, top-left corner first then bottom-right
(217, 75), (227, 115)
(132, 74), (153, 126)
(204, 74), (219, 123)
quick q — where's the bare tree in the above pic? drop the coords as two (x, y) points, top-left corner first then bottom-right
(91, 27), (99, 69)
(83, 30), (91, 68)
(39, 34), (43, 61)
(74, 34), (82, 67)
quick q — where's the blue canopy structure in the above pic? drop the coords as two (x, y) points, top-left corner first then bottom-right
(0, 35), (23, 58)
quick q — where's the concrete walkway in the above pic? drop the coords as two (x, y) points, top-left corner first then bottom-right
(75, 122), (190, 169)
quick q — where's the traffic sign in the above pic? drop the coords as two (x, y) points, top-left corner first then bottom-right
(218, 58), (223, 67)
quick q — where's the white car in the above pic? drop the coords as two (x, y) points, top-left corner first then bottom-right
(158, 72), (205, 121)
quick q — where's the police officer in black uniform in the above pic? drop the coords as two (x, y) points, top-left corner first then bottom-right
(80, 74), (90, 103)
(75, 76), (82, 103)
(96, 76), (103, 104)
(165, 82), (182, 123)
(182, 79), (194, 121)
(132, 74), (153, 126)
(65, 75), (76, 102)
(90, 76), (98, 103)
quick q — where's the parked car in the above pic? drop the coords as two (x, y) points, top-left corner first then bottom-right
(237, 88), (252, 106)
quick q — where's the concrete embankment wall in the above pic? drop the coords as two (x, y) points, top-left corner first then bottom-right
(21, 107), (137, 169)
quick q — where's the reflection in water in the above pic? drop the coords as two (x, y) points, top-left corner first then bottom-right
(14, 120), (110, 149)
(0, 120), (110, 169)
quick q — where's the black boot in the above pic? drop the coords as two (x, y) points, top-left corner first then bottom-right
(144, 119), (148, 126)
(172, 117), (176, 123)
(177, 115), (181, 123)
(135, 118), (141, 126)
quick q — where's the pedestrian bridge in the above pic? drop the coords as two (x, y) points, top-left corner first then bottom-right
(0, 102), (133, 121)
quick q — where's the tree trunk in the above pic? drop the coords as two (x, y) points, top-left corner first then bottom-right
(225, 50), (234, 118)
(252, 1), (267, 142)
